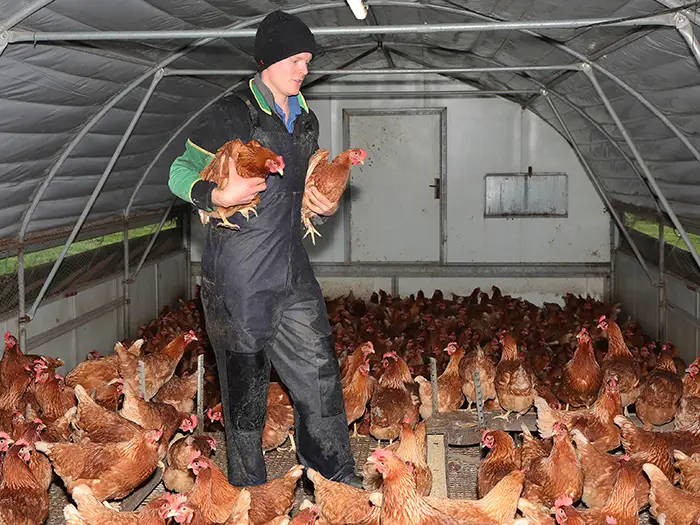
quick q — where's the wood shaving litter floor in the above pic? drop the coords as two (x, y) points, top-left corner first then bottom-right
(44, 431), (655, 524)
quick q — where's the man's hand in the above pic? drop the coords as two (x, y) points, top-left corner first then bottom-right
(211, 156), (266, 208)
(304, 186), (340, 216)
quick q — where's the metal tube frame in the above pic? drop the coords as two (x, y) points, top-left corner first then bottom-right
(582, 64), (700, 277)
(130, 199), (176, 282)
(7, 14), (677, 42)
(163, 65), (579, 76)
(304, 89), (540, 98)
(25, 69), (164, 322)
(659, 216), (667, 340)
(675, 13), (700, 67)
(544, 92), (657, 286)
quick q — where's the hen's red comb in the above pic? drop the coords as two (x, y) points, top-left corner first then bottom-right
(554, 496), (573, 508)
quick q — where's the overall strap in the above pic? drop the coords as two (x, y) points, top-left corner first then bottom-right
(238, 94), (262, 132)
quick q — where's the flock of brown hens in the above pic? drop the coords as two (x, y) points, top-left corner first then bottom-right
(0, 286), (699, 524)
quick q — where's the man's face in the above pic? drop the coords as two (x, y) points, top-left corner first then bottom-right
(265, 52), (312, 97)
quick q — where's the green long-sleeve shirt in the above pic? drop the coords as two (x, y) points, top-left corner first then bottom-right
(168, 139), (217, 211)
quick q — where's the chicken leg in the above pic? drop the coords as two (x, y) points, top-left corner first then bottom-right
(237, 195), (261, 220)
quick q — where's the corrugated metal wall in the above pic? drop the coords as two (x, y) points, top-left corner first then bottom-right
(615, 250), (699, 365)
(190, 73), (610, 303)
(0, 251), (187, 373)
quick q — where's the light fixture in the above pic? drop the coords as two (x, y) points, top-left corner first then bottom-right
(346, 0), (368, 20)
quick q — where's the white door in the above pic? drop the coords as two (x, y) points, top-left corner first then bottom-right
(345, 109), (444, 262)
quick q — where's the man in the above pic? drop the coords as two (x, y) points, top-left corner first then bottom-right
(168, 10), (361, 489)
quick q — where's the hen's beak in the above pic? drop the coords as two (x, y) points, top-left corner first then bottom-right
(359, 159), (364, 165)
(278, 167), (284, 176)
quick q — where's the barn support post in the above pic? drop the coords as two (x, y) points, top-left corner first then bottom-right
(123, 220), (131, 340)
(582, 64), (700, 276)
(658, 216), (667, 340)
(7, 13), (677, 42)
(131, 199), (176, 282)
(26, 69), (165, 321)
(17, 244), (27, 349)
(675, 13), (700, 68)
(543, 92), (656, 286)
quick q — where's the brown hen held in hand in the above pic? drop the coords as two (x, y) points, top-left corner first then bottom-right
(198, 138), (285, 229)
(301, 147), (366, 244)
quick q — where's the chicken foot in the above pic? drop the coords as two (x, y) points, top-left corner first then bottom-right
(216, 210), (240, 230)
(493, 410), (513, 422)
(302, 214), (322, 245)
(351, 422), (368, 439)
(237, 205), (258, 220)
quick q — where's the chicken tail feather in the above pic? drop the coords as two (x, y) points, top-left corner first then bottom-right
(534, 396), (555, 438)
(63, 505), (87, 525)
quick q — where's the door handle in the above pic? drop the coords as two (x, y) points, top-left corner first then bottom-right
(429, 178), (441, 199)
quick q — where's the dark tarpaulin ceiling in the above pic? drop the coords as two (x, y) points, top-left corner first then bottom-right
(1, 0), (700, 241)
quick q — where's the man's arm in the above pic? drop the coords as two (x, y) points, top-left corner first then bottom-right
(168, 95), (251, 211)
(169, 140), (218, 211)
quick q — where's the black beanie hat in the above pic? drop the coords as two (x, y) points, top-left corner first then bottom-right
(255, 10), (316, 71)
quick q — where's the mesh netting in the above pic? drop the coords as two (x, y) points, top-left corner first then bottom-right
(619, 213), (700, 285)
(0, 216), (182, 318)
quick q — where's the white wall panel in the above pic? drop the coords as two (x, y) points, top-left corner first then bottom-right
(615, 251), (699, 364)
(317, 277), (393, 300)
(397, 277), (605, 305)
(157, 252), (187, 311)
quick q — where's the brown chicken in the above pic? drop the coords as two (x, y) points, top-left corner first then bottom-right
(263, 382), (295, 452)
(186, 451), (243, 523)
(116, 332), (195, 401)
(198, 138), (285, 229)
(523, 423), (583, 507)
(553, 461), (639, 525)
(305, 467), (381, 525)
(343, 358), (375, 437)
(152, 371), (198, 414)
(36, 426), (163, 500)
(635, 353), (683, 427)
(517, 498), (555, 525)
(458, 343), (497, 410)
(643, 462), (700, 525)
(673, 450), (700, 495)
(163, 433), (217, 494)
(167, 490), (250, 525)
(119, 380), (196, 460)
(614, 414), (699, 481)
(0, 441), (49, 525)
(416, 342), (465, 417)
(369, 352), (419, 443)
(556, 328), (602, 408)
(520, 424), (553, 470)
(31, 363), (76, 422)
(598, 316), (641, 411)
(70, 384), (142, 444)
(62, 484), (173, 525)
(478, 429), (520, 497)
(341, 341), (375, 388)
(363, 419), (432, 495)
(570, 428), (649, 510)
(676, 394), (700, 431)
(301, 147), (366, 244)
(424, 469), (525, 524)
(64, 353), (121, 407)
(684, 357), (700, 396)
(246, 464), (304, 525)
(368, 449), (469, 525)
(535, 376), (622, 452)
(495, 334), (535, 420)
